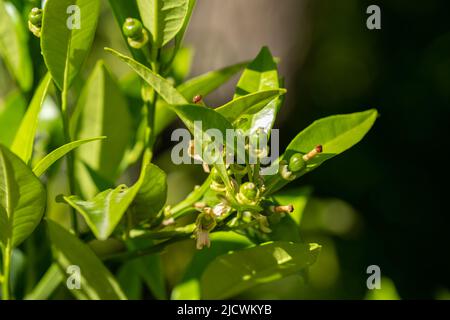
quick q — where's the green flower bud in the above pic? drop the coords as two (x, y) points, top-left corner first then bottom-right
(122, 18), (143, 39)
(240, 182), (258, 201)
(122, 18), (149, 49)
(28, 8), (43, 38)
(237, 182), (260, 205)
(288, 153), (306, 172)
(28, 7), (43, 27)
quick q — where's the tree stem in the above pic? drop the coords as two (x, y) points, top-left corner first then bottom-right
(61, 87), (78, 234)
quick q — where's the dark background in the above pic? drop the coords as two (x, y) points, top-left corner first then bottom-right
(282, 0), (450, 299)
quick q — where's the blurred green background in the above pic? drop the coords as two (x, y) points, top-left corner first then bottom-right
(1, 0), (449, 299)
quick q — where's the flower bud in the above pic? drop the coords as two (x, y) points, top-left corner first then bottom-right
(123, 18), (143, 39)
(29, 7), (43, 26)
(122, 18), (149, 49)
(28, 8), (43, 38)
(237, 182), (260, 205)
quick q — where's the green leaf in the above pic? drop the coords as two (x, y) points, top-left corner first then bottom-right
(166, 0), (196, 68)
(0, 0), (33, 91)
(137, 0), (189, 48)
(170, 104), (233, 136)
(116, 262), (142, 300)
(24, 264), (63, 300)
(272, 187), (312, 226)
(62, 163), (166, 240)
(105, 48), (187, 105)
(11, 74), (52, 164)
(0, 91), (26, 147)
(41, 0), (101, 90)
(131, 163), (167, 223)
(215, 89), (286, 124)
(265, 109), (378, 193)
(33, 137), (106, 178)
(172, 232), (253, 300)
(235, 47), (279, 98)
(73, 61), (131, 198)
(126, 238), (166, 299)
(0, 145), (46, 248)
(154, 60), (248, 135)
(61, 185), (138, 241)
(269, 187), (312, 243)
(47, 220), (127, 300)
(233, 47), (282, 134)
(201, 242), (321, 299)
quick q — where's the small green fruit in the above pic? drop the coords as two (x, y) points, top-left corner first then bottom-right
(122, 18), (143, 40)
(288, 153), (306, 172)
(28, 8), (43, 27)
(240, 182), (258, 201)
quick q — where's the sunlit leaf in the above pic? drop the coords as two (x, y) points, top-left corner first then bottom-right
(137, 0), (189, 48)
(41, 0), (101, 89)
(11, 74), (52, 164)
(201, 242), (321, 299)
(0, 145), (46, 248)
(0, 0), (33, 91)
(47, 220), (127, 300)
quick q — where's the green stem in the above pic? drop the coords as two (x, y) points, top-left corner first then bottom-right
(61, 87), (78, 234)
(2, 243), (12, 300)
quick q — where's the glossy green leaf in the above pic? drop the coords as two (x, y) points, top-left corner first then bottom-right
(201, 242), (321, 299)
(235, 47), (279, 98)
(233, 46), (282, 134)
(172, 232), (253, 300)
(155, 60), (248, 135)
(33, 137), (106, 178)
(0, 91), (26, 147)
(285, 109), (378, 160)
(216, 89), (286, 124)
(73, 61), (131, 197)
(0, 0), (33, 91)
(47, 220), (127, 300)
(61, 185), (138, 241)
(0, 145), (46, 248)
(265, 109), (378, 193)
(11, 74), (52, 164)
(131, 163), (167, 223)
(106, 48), (187, 105)
(137, 0), (189, 48)
(62, 163), (166, 240)
(167, 0), (196, 68)
(41, 0), (101, 90)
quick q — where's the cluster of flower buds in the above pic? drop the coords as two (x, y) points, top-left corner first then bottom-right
(122, 18), (149, 49)
(28, 7), (43, 38)
(280, 145), (323, 181)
